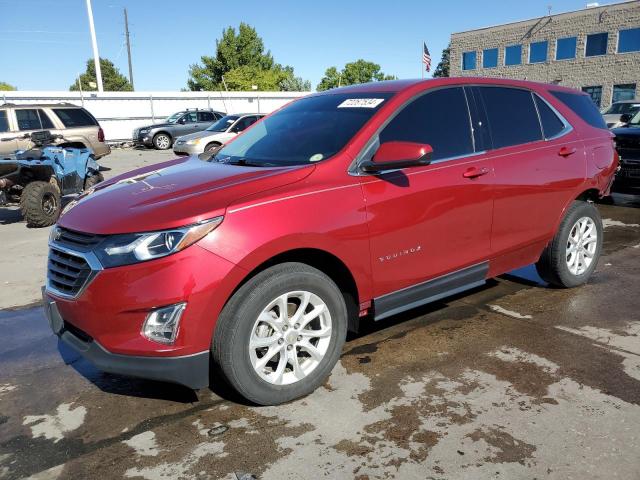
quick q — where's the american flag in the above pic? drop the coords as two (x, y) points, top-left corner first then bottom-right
(423, 42), (431, 72)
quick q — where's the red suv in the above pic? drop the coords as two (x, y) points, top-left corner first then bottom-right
(43, 78), (618, 405)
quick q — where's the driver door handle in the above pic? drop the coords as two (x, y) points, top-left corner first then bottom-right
(462, 167), (490, 179)
(558, 146), (577, 157)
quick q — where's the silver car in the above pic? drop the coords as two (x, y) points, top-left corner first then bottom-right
(602, 99), (640, 128)
(173, 114), (263, 155)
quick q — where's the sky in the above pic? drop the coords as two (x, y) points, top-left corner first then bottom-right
(0, 0), (608, 91)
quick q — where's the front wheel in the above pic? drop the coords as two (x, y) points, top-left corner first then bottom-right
(152, 133), (172, 150)
(212, 263), (348, 405)
(536, 200), (603, 288)
(19, 181), (61, 227)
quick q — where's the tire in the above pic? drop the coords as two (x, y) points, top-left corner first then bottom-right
(204, 142), (222, 153)
(84, 173), (104, 190)
(19, 181), (61, 228)
(152, 133), (172, 150)
(536, 200), (603, 288)
(212, 262), (348, 405)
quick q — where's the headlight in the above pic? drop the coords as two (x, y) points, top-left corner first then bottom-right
(139, 128), (150, 134)
(186, 138), (201, 145)
(95, 216), (223, 268)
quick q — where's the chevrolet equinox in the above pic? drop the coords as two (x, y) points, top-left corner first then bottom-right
(43, 78), (618, 405)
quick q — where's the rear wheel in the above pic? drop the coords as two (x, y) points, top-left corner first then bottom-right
(212, 263), (348, 405)
(536, 200), (603, 288)
(153, 133), (172, 150)
(20, 181), (61, 228)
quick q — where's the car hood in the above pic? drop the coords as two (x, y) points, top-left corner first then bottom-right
(138, 123), (174, 130)
(59, 156), (314, 234)
(176, 130), (228, 142)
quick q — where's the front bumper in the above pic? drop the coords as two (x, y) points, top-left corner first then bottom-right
(172, 141), (203, 155)
(132, 131), (154, 147)
(43, 290), (210, 389)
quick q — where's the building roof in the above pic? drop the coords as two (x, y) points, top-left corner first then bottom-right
(451, 0), (639, 35)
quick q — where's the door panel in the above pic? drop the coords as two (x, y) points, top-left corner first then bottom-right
(359, 86), (494, 298)
(477, 87), (586, 255)
(361, 157), (494, 297)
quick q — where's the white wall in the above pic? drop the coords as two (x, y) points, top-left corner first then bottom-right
(1, 91), (309, 141)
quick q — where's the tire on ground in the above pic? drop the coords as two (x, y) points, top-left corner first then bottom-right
(19, 181), (61, 228)
(152, 133), (172, 150)
(211, 262), (348, 405)
(536, 200), (603, 288)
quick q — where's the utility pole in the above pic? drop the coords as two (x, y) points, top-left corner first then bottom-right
(85, 0), (103, 92)
(124, 8), (134, 90)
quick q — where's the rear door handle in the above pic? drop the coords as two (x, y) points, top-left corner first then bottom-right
(462, 167), (490, 179)
(558, 146), (577, 157)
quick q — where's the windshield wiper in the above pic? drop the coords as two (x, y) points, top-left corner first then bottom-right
(213, 156), (277, 167)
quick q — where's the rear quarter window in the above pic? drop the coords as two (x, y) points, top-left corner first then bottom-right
(549, 91), (607, 129)
(52, 108), (98, 128)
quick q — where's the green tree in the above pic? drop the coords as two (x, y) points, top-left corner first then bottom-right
(432, 44), (450, 78)
(187, 23), (309, 91)
(317, 60), (396, 91)
(0, 82), (16, 91)
(70, 58), (132, 91)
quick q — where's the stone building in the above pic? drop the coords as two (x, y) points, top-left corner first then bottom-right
(449, 0), (640, 107)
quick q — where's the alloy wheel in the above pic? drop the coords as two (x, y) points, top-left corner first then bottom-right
(249, 290), (332, 386)
(566, 216), (598, 276)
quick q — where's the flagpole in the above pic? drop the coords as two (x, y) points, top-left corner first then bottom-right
(421, 41), (424, 79)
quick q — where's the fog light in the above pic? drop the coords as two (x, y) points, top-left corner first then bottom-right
(142, 303), (186, 345)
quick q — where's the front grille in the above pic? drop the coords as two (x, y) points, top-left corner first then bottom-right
(47, 247), (93, 297)
(621, 166), (640, 178)
(55, 227), (103, 251)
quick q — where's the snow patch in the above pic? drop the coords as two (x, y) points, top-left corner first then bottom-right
(23, 403), (86, 443)
(123, 431), (159, 457)
(489, 305), (533, 319)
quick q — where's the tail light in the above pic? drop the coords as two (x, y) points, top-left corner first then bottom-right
(98, 127), (105, 143)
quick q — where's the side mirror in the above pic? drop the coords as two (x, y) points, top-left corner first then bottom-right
(179, 117), (187, 124)
(360, 141), (433, 173)
(619, 113), (632, 124)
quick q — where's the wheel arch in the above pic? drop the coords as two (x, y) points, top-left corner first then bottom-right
(225, 248), (361, 334)
(550, 188), (601, 239)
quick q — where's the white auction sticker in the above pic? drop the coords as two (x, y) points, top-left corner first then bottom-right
(337, 98), (385, 108)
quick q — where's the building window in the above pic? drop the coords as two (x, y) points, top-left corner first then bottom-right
(504, 45), (522, 65)
(612, 84), (637, 103)
(462, 51), (477, 70)
(483, 48), (498, 68)
(585, 32), (608, 56)
(556, 37), (577, 60)
(618, 27), (640, 53)
(529, 41), (548, 63)
(582, 86), (603, 108)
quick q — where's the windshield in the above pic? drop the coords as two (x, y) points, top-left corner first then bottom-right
(212, 92), (393, 166)
(604, 102), (640, 115)
(206, 115), (239, 132)
(165, 112), (184, 124)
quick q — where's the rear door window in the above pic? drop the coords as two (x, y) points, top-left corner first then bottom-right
(52, 108), (98, 127)
(379, 87), (474, 161)
(198, 111), (215, 122)
(16, 109), (42, 130)
(549, 91), (607, 129)
(0, 111), (9, 132)
(534, 96), (566, 139)
(478, 87), (543, 149)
